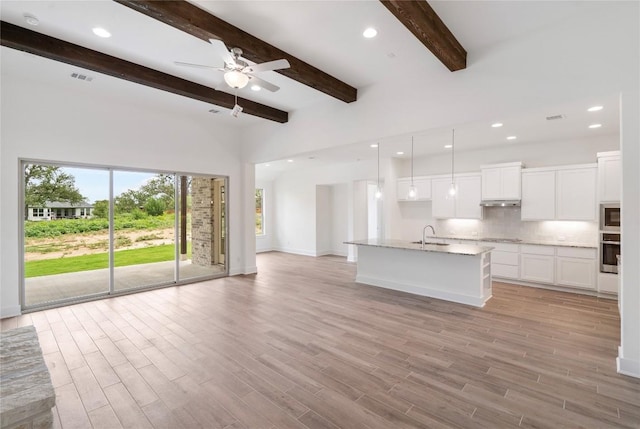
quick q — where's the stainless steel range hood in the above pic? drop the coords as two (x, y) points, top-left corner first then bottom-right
(480, 200), (521, 207)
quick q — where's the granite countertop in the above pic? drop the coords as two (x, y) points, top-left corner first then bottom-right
(429, 235), (597, 249)
(344, 239), (493, 256)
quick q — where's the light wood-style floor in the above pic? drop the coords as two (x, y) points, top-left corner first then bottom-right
(2, 252), (639, 429)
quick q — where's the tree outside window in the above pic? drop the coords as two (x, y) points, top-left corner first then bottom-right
(255, 188), (264, 235)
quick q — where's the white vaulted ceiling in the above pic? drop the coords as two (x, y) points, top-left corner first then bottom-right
(1, 1), (634, 166)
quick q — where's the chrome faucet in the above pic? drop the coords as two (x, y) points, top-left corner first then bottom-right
(422, 225), (436, 249)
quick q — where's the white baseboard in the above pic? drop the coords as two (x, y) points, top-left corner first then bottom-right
(1, 305), (22, 319)
(273, 247), (317, 257)
(229, 266), (258, 276)
(330, 250), (348, 257)
(617, 346), (640, 378)
(256, 247), (275, 254)
(356, 275), (487, 308)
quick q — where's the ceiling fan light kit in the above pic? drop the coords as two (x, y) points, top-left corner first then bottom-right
(224, 70), (249, 89)
(175, 39), (290, 93)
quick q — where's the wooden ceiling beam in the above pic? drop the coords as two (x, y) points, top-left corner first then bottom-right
(0, 21), (288, 123)
(379, 0), (466, 72)
(113, 0), (358, 103)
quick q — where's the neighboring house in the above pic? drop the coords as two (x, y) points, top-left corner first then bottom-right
(27, 201), (93, 221)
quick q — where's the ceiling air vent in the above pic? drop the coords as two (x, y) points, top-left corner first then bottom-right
(70, 72), (93, 82)
(546, 114), (564, 121)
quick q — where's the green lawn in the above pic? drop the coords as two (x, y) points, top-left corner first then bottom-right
(25, 244), (190, 278)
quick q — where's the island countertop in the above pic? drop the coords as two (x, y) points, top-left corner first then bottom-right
(345, 239), (493, 256)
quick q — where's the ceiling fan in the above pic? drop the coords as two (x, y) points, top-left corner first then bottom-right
(175, 39), (290, 93)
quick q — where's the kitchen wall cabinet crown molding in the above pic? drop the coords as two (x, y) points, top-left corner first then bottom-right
(597, 151), (621, 203)
(481, 162), (523, 200)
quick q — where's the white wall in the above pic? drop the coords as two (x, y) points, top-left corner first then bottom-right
(270, 160), (376, 257)
(0, 74), (254, 318)
(619, 80), (640, 376)
(255, 179), (274, 253)
(331, 183), (349, 257)
(315, 185), (332, 255)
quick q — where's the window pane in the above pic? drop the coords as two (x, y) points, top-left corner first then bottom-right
(255, 188), (264, 235)
(24, 164), (109, 306)
(113, 171), (176, 291)
(178, 176), (227, 281)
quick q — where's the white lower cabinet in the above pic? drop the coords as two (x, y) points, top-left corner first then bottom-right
(556, 247), (597, 290)
(520, 245), (555, 283)
(520, 254), (555, 284)
(556, 258), (596, 289)
(483, 242), (519, 280)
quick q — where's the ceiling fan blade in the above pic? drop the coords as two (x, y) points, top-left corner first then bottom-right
(243, 59), (290, 74)
(247, 75), (280, 92)
(209, 38), (235, 67)
(174, 61), (218, 69)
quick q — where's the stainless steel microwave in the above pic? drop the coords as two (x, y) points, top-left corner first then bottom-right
(600, 204), (620, 232)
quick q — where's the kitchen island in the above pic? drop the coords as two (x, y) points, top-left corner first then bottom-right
(345, 239), (493, 307)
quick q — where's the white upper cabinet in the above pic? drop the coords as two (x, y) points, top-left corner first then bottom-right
(597, 151), (621, 202)
(397, 177), (431, 201)
(432, 175), (482, 219)
(432, 178), (456, 218)
(556, 166), (597, 221)
(521, 165), (596, 221)
(481, 162), (522, 200)
(456, 175), (483, 219)
(521, 170), (556, 220)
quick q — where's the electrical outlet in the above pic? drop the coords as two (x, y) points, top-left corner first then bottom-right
(558, 236), (566, 241)
(471, 231), (478, 236)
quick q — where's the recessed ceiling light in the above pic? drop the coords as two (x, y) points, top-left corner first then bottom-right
(396, 151), (404, 155)
(287, 159), (294, 163)
(24, 14), (39, 26)
(92, 27), (111, 38)
(507, 136), (517, 140)
(588, 123), (602, 129)
(251, 85), (261, 91)
(265, 164), (270, 167)
(363, 27), (378, 38)
(370, 144), (378, 148)
(444, 144), (452, 149)
(491, 122), (503, 128)
(588, 105), (603, 112)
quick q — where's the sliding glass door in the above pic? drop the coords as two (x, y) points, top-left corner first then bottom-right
(22, 162), (228, 310)
(23, 164), (110, 306)
(112, 171), (177, 291)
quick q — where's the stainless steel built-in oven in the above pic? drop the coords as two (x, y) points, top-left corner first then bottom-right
(600, 232), (621, 274)
(600, 204), (621, 232)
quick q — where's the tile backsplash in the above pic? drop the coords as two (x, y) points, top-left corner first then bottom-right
(434, 207), (598, 246)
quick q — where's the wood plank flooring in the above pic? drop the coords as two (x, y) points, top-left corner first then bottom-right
(2, 251), (639, 428)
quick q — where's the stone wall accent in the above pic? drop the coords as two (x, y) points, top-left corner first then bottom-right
(0, 326), (55, 429)
(191, 177), (216, 266)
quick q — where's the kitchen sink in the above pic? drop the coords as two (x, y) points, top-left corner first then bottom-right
(411, 241), (450, 246)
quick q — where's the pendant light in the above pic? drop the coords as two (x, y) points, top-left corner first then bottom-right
(375, 143), (382, 199)
(407, 136), (417, 200)
(448, 129), (457, 198)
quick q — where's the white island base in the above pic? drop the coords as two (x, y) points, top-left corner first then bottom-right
(350, 240), (492, 307)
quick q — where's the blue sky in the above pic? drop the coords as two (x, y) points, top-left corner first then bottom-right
(63, 167), (158, 203)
